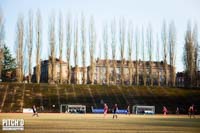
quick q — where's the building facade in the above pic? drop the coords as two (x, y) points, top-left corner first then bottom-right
(71, 66), (87, 84)
(32, 58), (68, 83)
(33, 58), (173, 85)
(176, 71), (200, 87)
(89, 59), (173, 85)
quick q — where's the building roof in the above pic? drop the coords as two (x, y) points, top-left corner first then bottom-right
(96, 58), (170, 67)
(41, 56), (67, 64)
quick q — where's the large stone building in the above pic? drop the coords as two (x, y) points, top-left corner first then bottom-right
(33, 58), (173, 85)
(88, 59), (173, 85)
(71, 66), (87, 84)
(176, 71), (200, 87)
(32, 58), (87, 84)
(32, 58), (68, 83)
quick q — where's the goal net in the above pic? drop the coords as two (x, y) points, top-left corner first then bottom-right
(60, 104), (86, 113)
(132, 105), (155, 114)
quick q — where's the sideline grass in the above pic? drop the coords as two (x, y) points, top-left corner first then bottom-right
(0, 113), (200, 133)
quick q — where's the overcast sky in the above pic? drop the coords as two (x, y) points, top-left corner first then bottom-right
(1, 0), (200, 72)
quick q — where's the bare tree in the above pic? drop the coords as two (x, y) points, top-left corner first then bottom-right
(66, 13), (72, 84)
(35, 10), (42, 84)
(74, 18), (78, 84)
(168, 21), (176, 87)
(147, 24), (153, 86)
(127, 21), (133, 85)
(49, 13), (56, 83)
(27, 10), (33, 83)
(16, 15), (24, 82)
(111, 18), (117, 84)
(192, 23), (199, 87)
(141, 27), (147, 86)
(81, 14), (87, 84)
(135, 28), (139, 85)
(58, 12), (63, 84)
(103, 23), (109, 84)
(89, 16), (96, 84)
(98, 41), (102, 84)
(0, 8), (5, 80)
(161, 21), (168, 86)
(119, 18), (126, 85)
(23, 40), (28, 79)
(184, 22), (196, 87)
(156, 34), (160, 86)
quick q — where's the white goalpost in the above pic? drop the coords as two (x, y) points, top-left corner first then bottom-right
(60, 104), (86, 113)
(132, 105), (155, 114)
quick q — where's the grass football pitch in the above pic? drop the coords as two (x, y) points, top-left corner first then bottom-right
(0, 113), (200, 133)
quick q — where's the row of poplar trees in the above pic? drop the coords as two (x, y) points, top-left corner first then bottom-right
(14, 10), (97, 84)
(13, 9), (176, 86)
(0, 9), (176, 86)
(0, 8), (199, 87)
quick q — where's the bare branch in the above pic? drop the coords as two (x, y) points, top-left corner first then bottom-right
(168, 21), (176, 87)
(35, 9), (42, 84)
(16, 14), (24, 82)
(66, 13), (72, 84)
(27, 10), (33, 83)
(81, 13), (87, 84)
(49, 12), (56, 82)
(146, 23), (153, 86)
(58, 12), (63, 84)
(89, 16), (96, 84)
(128, 21), (133, 85)
(119, 18), (126, 85)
